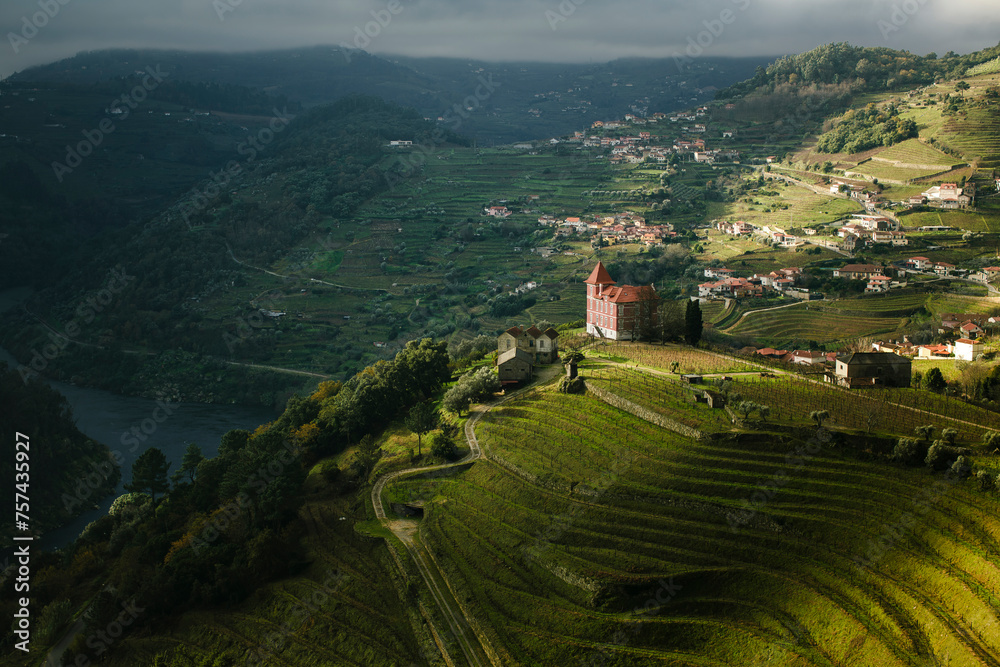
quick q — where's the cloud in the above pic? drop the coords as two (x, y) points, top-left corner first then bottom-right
(1, 0), (997, 79)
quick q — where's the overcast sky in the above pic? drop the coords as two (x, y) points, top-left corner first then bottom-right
(2, 0), (998, 80)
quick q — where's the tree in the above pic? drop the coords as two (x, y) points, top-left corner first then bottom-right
(955, 80), (971, 97)
(171, 443), (203, 484)
(977, 470), (995, 492)
(925, 441), (959, 471)
(431, 429), (459, 461)
(983, 431), (1000, 451)
(442, 367), (501, 416)
(736, 401), (760, 419)
(657, 298), (685, 342)
(925, 367), (946, 392)
(405, 402), (439, 457)
(951, 455), (972, 479)
(351, 435), (382, 482)
(125, 448), (171, 502)
(684, 299), (703, 346)
(892, 437), (925, 466)
(442, 383), (473, 417)
(810, 410), (830, 428)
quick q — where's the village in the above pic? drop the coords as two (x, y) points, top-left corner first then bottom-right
(494, 260), (999, 393)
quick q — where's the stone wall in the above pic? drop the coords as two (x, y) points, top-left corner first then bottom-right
(585, 380), (708, 441)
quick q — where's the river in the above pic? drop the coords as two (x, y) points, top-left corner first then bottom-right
(0, 287), (276, 553)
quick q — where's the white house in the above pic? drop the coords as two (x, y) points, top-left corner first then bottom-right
(953, 338), (983, 361)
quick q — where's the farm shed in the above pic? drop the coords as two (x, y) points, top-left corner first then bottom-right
(834, 352), (911, 388)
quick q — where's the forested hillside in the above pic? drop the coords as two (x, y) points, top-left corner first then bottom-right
(0, 96), (465, 406)
(0, 339), (451, 665)
(0, 364), (119, 544)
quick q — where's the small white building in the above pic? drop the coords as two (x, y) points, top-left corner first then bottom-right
(953, 338), (983, 361)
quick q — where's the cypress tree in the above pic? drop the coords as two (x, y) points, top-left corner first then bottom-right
(685, 299), (703, 346)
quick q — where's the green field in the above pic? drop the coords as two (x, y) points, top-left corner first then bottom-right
(846, 161), (948, 184)
(727, 302), (910, 345)
(871, 138), (964, 168)
(712, 177), (864, 228)
(408, 384), (1000, 665)
(967, 57), (1000, 76)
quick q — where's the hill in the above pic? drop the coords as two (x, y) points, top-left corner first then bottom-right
(7, 344), (1000, 665)
(9, 47), (772, 144)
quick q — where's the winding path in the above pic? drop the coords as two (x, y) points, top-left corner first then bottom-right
(226, 243), (389, 293)
(371, 366), (562, 666)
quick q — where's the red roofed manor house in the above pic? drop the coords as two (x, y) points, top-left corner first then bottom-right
(584, 261), (659, 340)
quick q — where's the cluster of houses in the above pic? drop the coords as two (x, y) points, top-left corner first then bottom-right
(829, 263), (900, 293)
(562, 107), (738, 165)
(873, 338), (985, 361)
(539, 212), (676, 246)
(901, 257), (1000, 284)
(910, 182), (976, 209)
(698, 267), (813, 300)
(715, 219), (803, 248)
(866, 313), (998, 361)
(496, 325), (560, 384)
(752, 346), (914, 388)
(829, 179), (976, 212)
(837, 214), (908, 251)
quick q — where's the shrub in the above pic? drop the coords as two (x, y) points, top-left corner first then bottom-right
(977, 470), (995, 492)
(926, 442), (959, 470)
(951, 456), (972, 479)
(892, 437), (926, 466)
(430, 432), (458, 460)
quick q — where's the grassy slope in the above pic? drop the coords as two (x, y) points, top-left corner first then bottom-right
(414, 372), (1000, 665)
(93, 467), (435, 666)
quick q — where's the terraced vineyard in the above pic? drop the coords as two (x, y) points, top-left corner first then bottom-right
(871, 138), (964, 168)
(727, 303), (909, 344)
(938, 106), (1000, 165)
(719, 374), (994, 443)
(846, 161), (946, 184)
(819, 291), (929, 316)
(604, 341), (758, 374)
(416, 387), (1000, 665)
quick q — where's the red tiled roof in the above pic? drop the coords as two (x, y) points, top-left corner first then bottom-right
(584, 261), (616, 285)
(603, 284), (657, 304)
(526, 326), (543, 338)
(505, 326), (522, 336)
